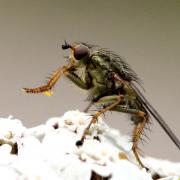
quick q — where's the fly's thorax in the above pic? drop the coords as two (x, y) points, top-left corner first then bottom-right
(91, 55), (111, 69)
(87, 63), (112, 88)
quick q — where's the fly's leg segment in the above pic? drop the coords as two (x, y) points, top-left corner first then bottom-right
(66, 71), (92, 111)
(76, 95), (124, 146)
(131, 112), (149, 169)
(65, 68), (93, 111)
(23, 63), (74, 94)
(112, 105), (149, 169)
(109, 73), (149, 168)
(65, 72), (91, 90)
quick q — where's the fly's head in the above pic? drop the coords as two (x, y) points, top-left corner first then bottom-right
(62, 41), (90, 67)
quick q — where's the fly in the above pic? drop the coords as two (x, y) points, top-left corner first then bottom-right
(23, 41), (180, 169)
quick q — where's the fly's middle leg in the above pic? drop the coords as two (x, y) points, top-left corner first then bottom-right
(76, 94), (124, 146)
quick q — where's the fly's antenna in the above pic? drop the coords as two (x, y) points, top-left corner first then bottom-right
(62, 41), (72, 50)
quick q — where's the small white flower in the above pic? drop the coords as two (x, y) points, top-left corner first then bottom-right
(76, 139), (119, 165)
(0, 111), (179, 179)
(143, 157), (180, 177)
(0, 116), (26, 141)
(0, 144), (12, 155)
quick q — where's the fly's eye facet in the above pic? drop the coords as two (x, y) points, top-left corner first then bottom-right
(73, 45), (90, 60)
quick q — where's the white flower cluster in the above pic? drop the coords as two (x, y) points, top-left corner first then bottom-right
(0, 111), (179, 180)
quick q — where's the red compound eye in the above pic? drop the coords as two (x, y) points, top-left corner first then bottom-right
(73, 45), (90, 60)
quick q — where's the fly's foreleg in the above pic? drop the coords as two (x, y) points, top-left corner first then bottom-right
(65, 72), (90, 90)
(65, 71), (93, 112)
(65, 70), (93, 112)
(76, 95), (124, 146)
(23, 64), (74, 94)
(65, 68), (92, 90)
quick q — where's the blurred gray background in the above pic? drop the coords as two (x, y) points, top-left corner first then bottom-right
(0, 0), (179, 161)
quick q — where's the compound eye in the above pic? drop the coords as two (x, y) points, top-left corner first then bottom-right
(73, 45), (90, 60)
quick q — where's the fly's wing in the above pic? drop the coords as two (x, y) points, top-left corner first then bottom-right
(130, 81), (180, 149)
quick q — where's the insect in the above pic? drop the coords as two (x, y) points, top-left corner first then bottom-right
(23, 41), (180, 169)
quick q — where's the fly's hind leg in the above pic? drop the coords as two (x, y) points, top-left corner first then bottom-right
(76, 95), (124, 146)
(112, 105), (149, 169)
(131, 112), (149, 169)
